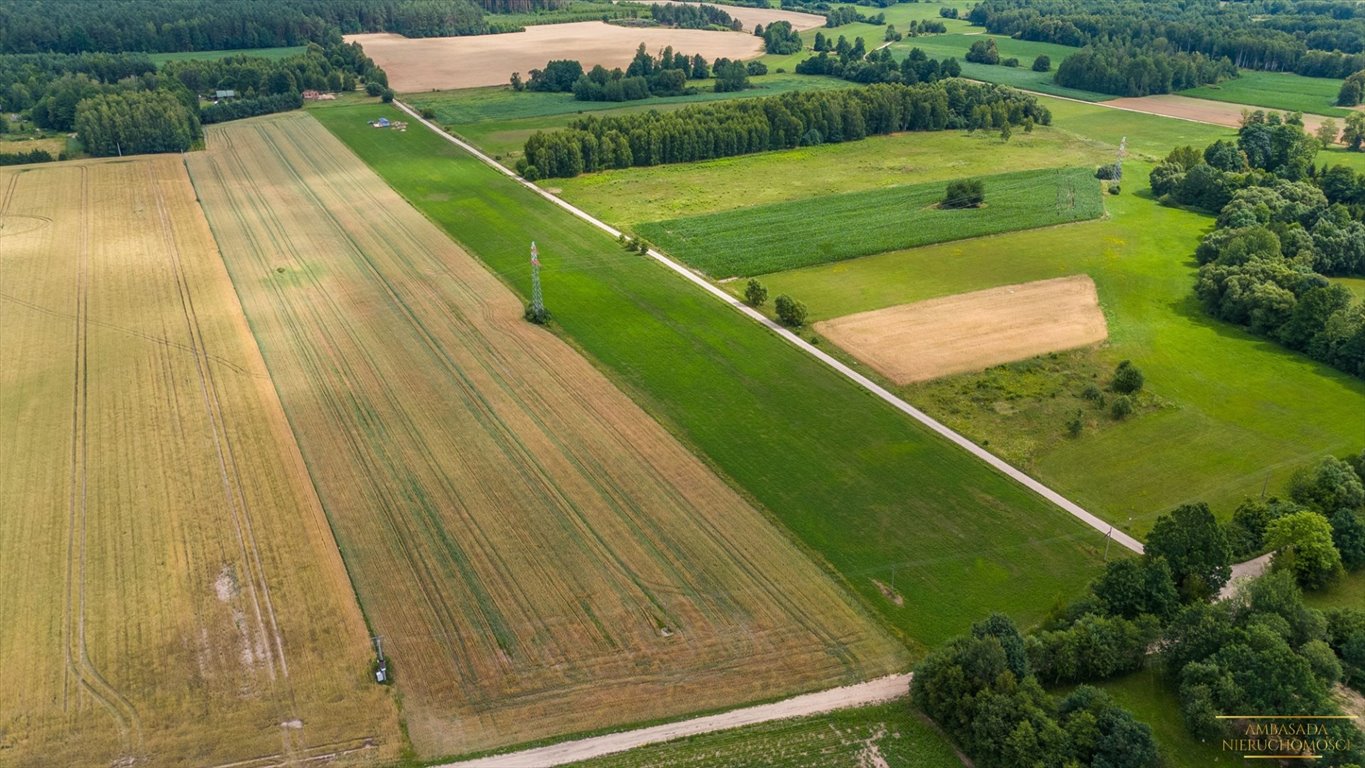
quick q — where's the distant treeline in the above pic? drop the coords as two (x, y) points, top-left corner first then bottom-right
(1149, 112), (1365, 378)
(649, 3), (740, 30)
(797, 44), (963, 85)
(0, 0), (501, 54)
(1055, 45), (1237, 97)
(0, 148), (55, 165)
(969, 0), (1365, 78)
(0, 40), (384, 155)
(524, 45), (735, 102)
(519, 81), (1050, 178)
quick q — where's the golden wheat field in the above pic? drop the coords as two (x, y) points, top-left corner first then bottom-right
(0, 156), (401, 767)
(185, 112), (906, 758)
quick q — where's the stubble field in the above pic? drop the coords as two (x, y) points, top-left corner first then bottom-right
(815, 275), (1109, 384)
(0, 157), (399, 766)
(185, 112), (905, 759)
(348, 24), (764, 92)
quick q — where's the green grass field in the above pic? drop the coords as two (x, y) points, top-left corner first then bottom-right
(635, 166), (1103, 277)
(565, 701), (963, 767)
(552, 123), (1113, 226)
(148, 46), (305, 64)
(890, 33), (1109, 102)
(1181, 70), (1353, 118)
(743, 158), (1365, 534)
(313, 102), (1108, 651)
(1304, 570), (1365, 611)
(406, 74), (850, 158)
(1085, 668), (1239, 768)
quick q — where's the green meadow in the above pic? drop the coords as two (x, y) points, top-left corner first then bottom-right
(744, 157), (1364, 534)
(314, 102), (1108, 651)
(406, 73), (850, 158)
(635, 166), (1103, 276)
(553, 123), (1113, 226)
(1181, 70), (1352, 118)
(565, 700), (962, 768)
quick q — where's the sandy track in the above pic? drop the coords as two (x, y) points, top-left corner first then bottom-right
(815, 276), (1109, 385)
(1103, 94), (1354, 142)
(349, 23), (764, 92)
(438, 674), (913, 767)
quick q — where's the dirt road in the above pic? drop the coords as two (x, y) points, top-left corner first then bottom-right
(394, 99), (1146, 555)
(436, 674), (913, 767)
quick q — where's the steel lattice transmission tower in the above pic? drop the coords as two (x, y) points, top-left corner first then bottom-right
(525, 241), (549, 324)
(1116, 136), (1127, 182)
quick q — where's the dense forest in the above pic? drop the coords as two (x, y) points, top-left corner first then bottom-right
(1149, 112), (1365, 378)
(519, 80), (1050, 178)
(0, 39), (383, 154)
(918, 464), (1365, 766)
(649, 3), (740, 30)
(968, 0), (1365, 78)
(521, 45), (735, 102)
(0, 0), (495, 53)
(1054, 45), (1237, 97)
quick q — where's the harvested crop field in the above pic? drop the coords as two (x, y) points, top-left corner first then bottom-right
(1103, 94), (1355, 141)
(641, 1), (825, 31)
(185, 112), (904, 759)
(0, 157), (399, 766)
(815, 275), (1109, 384)
(348, 24), (764, 91)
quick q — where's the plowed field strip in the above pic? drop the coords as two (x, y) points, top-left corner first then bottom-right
(187, 113), (905, 758)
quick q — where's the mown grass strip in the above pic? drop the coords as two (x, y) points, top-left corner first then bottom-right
(635, 166), (1104, 277)
(313, 102), (1107, 650)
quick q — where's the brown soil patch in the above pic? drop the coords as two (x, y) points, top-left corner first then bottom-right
(348, 23), (765, 92)
(1104, 94), (1353, 143)
(816, 275), (1108, 384)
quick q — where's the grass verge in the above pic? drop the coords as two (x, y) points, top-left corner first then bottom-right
(314, 101), (1108, 651)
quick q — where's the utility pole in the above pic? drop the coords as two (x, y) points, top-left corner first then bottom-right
(525, 241), (548, 324)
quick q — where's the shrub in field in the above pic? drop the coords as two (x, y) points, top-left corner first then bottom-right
(1033, 54), (1051, 71)
(1002, 57), (1020, 68)
(1111, 360), (1143, 393)
(743, 278), (768, 307)
(1109, 394), (1133, 419)
(1095, 162), (1121, 180)
(774, 294), (807, 326)
(942, 178), (985, 208)
(965, 38), (999, 65)
(1066, 410), (1084, 437)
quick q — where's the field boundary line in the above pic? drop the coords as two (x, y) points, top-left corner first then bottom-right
(433, 673), (913, 767)
(392, 99), (1144, 555)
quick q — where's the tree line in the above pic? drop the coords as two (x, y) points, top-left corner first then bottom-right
(649, 3), (739, 30)
(916, 456), (1365, 766)
(1148, 111), (1365, 379)
(75, 89), (200, 155)
(520, 45), (746, 102)
(0, 0), (500, 54)
(1054, 44), (1237, 97)
(518, 81), (1051, 178)
(968, 0), (1365, 78)
(797, 43), (963, 86)
(0, 148), (56, 165)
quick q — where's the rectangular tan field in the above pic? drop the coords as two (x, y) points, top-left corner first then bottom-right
(0, 157), (400, 766)
(1104, 94), (1346, 139)
(348, 23), (765, 91)
(185, 113), (903, 759)
(816, 275), (1109, 384)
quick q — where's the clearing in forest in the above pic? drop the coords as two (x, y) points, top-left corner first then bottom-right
(348, 23), (764, 91)
(185, 112), (904, 759)
(0, 156), (399, 767)
(815, 275), (1109, 384)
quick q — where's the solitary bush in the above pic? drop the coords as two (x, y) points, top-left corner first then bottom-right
(419, 107), (436, 119)
(744, 278), (768, 307)
(942, 178), (985, 208)
(774, 294), (808, 326)
(1081, 383), (1103, 401)
(1110, 395), (1134, 419)
(1067, 410), (1084, 437)
(1112, 360), (1144, 393)
(1095, 163), (1121, 180)
(1033, 54), (1052, 72)
(1109, 184), (1121, 195)
(1002, 57), (1020, 68)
